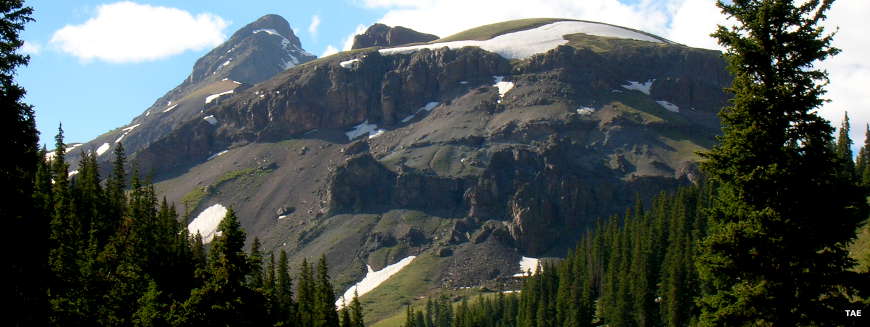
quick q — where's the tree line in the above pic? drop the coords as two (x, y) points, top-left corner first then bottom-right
(37, 129), (365, 327)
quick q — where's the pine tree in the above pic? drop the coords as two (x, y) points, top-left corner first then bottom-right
(297, 258), (316, 325)
(835, 111), (855, 179)
(0, 1), (40, 324)
(857, 124), (870, 187)
(277, 250), (296, 326)
(698, 0), (869, 325)
(314, 255), (340, 327)
(350, 290), (365, 327)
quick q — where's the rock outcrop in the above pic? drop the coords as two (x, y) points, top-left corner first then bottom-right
(351, 23), (439, 49)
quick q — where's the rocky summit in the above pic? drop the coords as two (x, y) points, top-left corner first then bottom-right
(73, 17), (730, 324)
(351, 23), (440, 49)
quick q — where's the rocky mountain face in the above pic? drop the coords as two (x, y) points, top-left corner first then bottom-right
(351, 23), (439, 49)
(73, 18), (731, 324)
(64, 14), (315, 168)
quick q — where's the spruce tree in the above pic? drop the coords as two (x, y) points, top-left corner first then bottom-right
(835, 111), (855, 179)
(315, 255), (340, 327)
(350, 290), (365, 327)
(0, 1), (40, 324)
(698, 0), (868, 325)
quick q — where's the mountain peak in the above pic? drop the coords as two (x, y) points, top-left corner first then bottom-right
(231, 14), (301, 49)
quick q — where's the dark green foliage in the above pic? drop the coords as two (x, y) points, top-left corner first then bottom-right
(29, 135), (363, 326)
(0, 1), (40, 323)
(409, 185), (710, 327)
(698, 0), (869, 325)
(856, 124), (870, 187)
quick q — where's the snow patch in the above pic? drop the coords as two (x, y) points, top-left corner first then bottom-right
(369, 129), (385, 139)
(122, 124), (140, 132)
(419, 101), (440, 112)
(96, 143), (111, 156)
(339, 58), (361, 69)
(253, 28), (281, 37)
(656, 100), (680, 112)
(336, 256), (416, 308)
(512, 256), (540, 277)
(277, 215), (289, 220)
(345, 120), (381, 140)
(187, 204), (227, 243)
(380, 21), (665, 60)
(621, 79), (654, 95)
(67, 143), (83, 152)
(207, 149), (229, 160)
(576, 107), (595, 115)
(401, 114), (416, 123)
(205, 90), (234, 104)
(460, 81), (469, 85)
(493, 76), (514, 103)
(203, 115), (218, 125)
(68, 170), (79, 178)
(163, 104), (178, 113)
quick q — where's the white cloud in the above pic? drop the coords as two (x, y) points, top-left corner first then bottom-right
(50, 1), (228, 63)
(309, 15), (321, 35)
(343, 24), (368, 51)
(817, 0), (870, 154)
(21, 41), (41, 55)
(322, 45), (339, 57)
(665, 0), (729, 50)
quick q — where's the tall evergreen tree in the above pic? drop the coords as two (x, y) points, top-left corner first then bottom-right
(0, 1), (40, 324)
(835, 111), (855, 179)
(315, 255), (340, 327)
(698, 0), (869, 325)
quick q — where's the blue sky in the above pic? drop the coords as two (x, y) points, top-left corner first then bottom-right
(18, 1), (870, 152)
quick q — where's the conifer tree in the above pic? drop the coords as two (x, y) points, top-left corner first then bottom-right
(0, 1), (40, 324)
(315, 255), (340, 327)
(698, 0), (868, 325)
(350, 290), (365, 327)
(835, 111), (855, 179)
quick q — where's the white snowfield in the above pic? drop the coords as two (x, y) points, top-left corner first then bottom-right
(96, 143), (111, 156)
(187, 204), (227, 243)
(203, 115), (218, 125)
(512, 256), (541, 277)
(163, 104), (178, 113)
(205, 90), (235, 104)
(656, 100), (680, 112)
(492, 76), (514, 102)
(345, 120), (384, 140)
(68, 170), (79, 178)
(379, 21), (665, 60)
(621, 79), (655, 95)
(336, 256), (416, 308)
(339, 58), (361, 69)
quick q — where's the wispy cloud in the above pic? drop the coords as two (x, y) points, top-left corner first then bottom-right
(50, 1), (228, 63)
(21, 41), (42, 55)
(309, 14), (321, 36)
(322, 45), (339, 57)
(342, 24), (368, 51)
